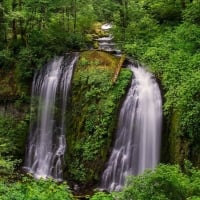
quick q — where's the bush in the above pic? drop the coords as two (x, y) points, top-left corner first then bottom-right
(0, 114), (29, 178)
(183, 1), (200, 25)
(0, 178), (73, 200)
(142, 0), (182, 23)
(115, 164), (200, 200)
(90, 192), (114, 200)
(0, 50), (13, 69)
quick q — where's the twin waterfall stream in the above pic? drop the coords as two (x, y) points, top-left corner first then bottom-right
(24, 26), (162, 192)
(101, 65), (162, 191)
(24, 53), (79, 181)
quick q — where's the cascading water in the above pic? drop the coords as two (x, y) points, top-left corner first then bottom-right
(96, 23), (121, 56)
(24, 53), (79, 181)
(101, 64), (162, 191)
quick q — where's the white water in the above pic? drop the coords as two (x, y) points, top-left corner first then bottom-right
(102, 23), (112, 31)
(96, 24), (121, 55)
(24, 53), (78, 180)
(101, 65), (162, 191)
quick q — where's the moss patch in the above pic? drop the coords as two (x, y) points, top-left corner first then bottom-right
(90, 22), (109, 38)
(65, 50), (132, 186)
(168, 111), (191, 167)
(0, 69), (20, 101)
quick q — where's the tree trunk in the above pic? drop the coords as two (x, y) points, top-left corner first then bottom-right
(12, 19), (17, 40)
(181, 0), (186, 9)
(19, 0), (26, 46)
(66, 7), (70, 32)
(12, 0), (17, 40)
(72, 0), (77, 32)
(117, 0), (128, 28)
(4, 28), (8, 45)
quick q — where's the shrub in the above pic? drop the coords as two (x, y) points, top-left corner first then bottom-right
(90, 191), (114, 200)
(0, 177), (73, 200)
(115, 163), (200, 200)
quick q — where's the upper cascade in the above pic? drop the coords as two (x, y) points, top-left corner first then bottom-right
(101, 64), (162, 191)
(95, 23), (121, 55)
(101, 23), (112, 31)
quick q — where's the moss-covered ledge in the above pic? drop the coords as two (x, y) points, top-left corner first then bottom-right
(65, 50), (132, 188)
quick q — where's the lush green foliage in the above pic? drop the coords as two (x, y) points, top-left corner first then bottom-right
(0, 113), (29, 178)
(0, 177), (73, 200)
(66, 51), (132, 184)
(90, 191), (114, 200)
(89, 163), (200, 200)
(115, 163), (200, 200)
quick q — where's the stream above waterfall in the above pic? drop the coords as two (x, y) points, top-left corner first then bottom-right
(95, 24), (121, 56)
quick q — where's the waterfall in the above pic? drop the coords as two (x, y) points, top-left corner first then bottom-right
(101, 65), (162, 191)
(24, 53), (79, 181)
(96, 23), (121, 56)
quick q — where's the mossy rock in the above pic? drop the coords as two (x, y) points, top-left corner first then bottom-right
(166, 110), (200, 167)
(93, 41), (99, 49)
(65, 50), (132, 186)
(0, 68), (31, 102)
(85, 34), (94, 43)
(91, 22), (105, 37)
(0, 69), (20, 101)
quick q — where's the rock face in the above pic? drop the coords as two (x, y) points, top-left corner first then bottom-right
(0, 70), (30, 171)
(65, 50), (132, 188)
(162, 111), (200, 167)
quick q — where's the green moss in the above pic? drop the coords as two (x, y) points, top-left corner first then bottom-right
(0, 68), (31, 103)
(168, 111), (190, 167)
(0, 69), (20, 100)
(91, 22), (107, 38)
(163, 108), (200, 167)
(65, 50), (132, 185)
